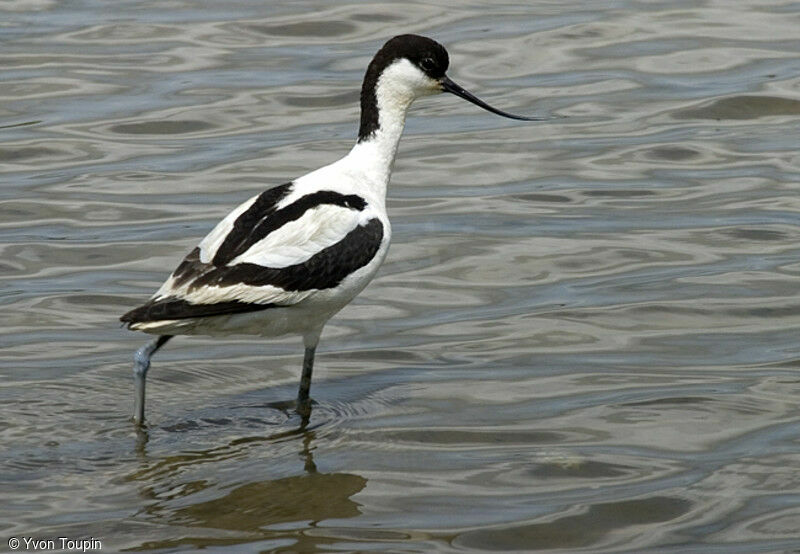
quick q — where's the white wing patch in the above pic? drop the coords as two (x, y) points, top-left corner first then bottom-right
(183, 283), (315, 307)
(155, 273), (313, 308)
(229, 203), (363, 268)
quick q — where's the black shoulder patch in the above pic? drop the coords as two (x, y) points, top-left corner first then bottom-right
(212, 189), (368, 266)
(193, 218), (384, 292)
(212, 182), (293, 266)
(120, 296), (275, 324)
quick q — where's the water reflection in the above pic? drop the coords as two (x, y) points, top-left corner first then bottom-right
(131, 428), (367, 550)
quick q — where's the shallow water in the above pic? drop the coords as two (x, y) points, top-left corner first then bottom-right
(3, 1), (800, 552)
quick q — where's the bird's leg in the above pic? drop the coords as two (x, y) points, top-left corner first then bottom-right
(297, 345), (316, 415)
(132, 334), (172, 426)
(296, 328), (322, 420)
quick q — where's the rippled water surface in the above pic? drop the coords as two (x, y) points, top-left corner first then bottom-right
(3, 1), (800, 552)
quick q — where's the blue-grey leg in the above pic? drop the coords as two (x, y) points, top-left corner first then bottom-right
(296, 328), (322, 419)
(132, 335), (172, 425)
(297, 346), (316, 408)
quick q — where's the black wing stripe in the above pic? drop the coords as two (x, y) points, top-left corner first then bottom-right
(171, 247), (206, 288)
(213, 189), (368, 266)
(120, 298), (275, 324)
(193, 218), (384, 292)
(212, 182), (293, 266)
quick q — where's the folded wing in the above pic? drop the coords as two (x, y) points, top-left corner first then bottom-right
(121, 183), (384, 326)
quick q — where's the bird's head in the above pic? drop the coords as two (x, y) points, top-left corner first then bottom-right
(363, 34), (542, 120)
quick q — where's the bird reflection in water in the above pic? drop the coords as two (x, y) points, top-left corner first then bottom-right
(130, 426), (367, 550)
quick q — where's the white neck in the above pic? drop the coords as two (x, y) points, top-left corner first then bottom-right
(342, 59), (437, 205)
(345, 110), (408, 194)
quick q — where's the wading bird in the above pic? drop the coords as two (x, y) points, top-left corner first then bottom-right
(121, 34), (542, 425)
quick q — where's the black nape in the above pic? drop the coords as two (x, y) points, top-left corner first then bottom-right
(358, 34), (449, 142)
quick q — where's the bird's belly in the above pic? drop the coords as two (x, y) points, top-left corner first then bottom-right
(191, 301), (339, 337)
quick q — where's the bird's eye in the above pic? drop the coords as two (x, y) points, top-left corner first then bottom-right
(419, 57), (435, 71)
